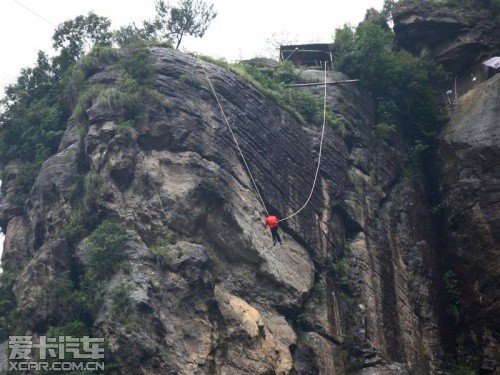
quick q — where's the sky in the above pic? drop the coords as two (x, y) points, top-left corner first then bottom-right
(0, 0), (386, 93)
(0, 0), (385, 265)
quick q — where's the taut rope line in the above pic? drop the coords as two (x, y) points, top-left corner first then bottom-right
(202, 64), (270, 216)
(280, 64), (328, 222)
(202, 63), (329, 222)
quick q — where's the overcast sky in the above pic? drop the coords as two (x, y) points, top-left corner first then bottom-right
(0, 0), (386, 266)
(0, 0), (385, 93)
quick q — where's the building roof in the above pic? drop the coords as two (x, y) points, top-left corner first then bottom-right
(279, 43), (333, 66)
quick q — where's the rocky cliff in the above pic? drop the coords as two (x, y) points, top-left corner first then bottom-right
(393, 2), (500, 370)
(0, 1), (499, 374)
(393, 0), (500, 74)
(0, 46), (447, 374)
(438, 74), (500, 373)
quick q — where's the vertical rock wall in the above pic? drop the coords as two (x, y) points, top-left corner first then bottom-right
(0, 47), (478, 374)
(438, 74), (500, 372)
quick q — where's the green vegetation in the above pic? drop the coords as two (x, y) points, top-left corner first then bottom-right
(0, 20), (116, 206)
(150, 227), (174, 268)
(78, 45), (120, 78)
(70, 42), (159, 136)
(87, 221), (130, 279)
(121, 43), (156, 84)
(37, 320), (95, 375)
(37, 222), (133, 340)
(57, 169), (103, 245)
(201, 57), (341, 128)
(5, 162), (44, 205)
(442, 271), (479, 373)
(0, 15), (161, 211)
(332, 257), (352, 289)
(47, 320), (88, 338)
(0, 50), (67, 204)
(0, 268), (24, 340)
(113, 0), (216, 49)
(311, 282), (327, 305)
(447, 365), (476, 375)
(57, 208), (87, 245)
(374, 122), (397, 139)
(0, 7), (215, 365)
(333, 17), (448, 141)
(148, 0), (217, 49)
(296, 330), (313, 346)
(115, 120), (137, 140)
(0, 14), (114, 202)
(445, 333), (479, 374)
(52, 12), (113, 69)
(374, 97), (398, 140)
(435, 0), (496, 5)
(110, 282), (135, 321)
(43, 276), (100, 330)
(180, 73), (207, 87)
(150, 246), (172, 268)
(71, 84), (102, 130)
(82, 170), (102, 208)
(331, 241), (353, 291)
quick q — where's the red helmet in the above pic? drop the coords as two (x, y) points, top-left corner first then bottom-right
(266, 215), (279, 228)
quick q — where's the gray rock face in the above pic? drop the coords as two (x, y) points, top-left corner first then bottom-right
(393, 0), (500, 74)
(0, 341), (7, 374)
(14, 239), (72, 331)
(2, 45), (495, 374)
(438, 74), (500, 372)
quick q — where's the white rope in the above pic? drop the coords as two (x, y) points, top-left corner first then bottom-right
(201, 63), (329, 223)
(202, 65), (269, 215)
(280, 64), (328, 222)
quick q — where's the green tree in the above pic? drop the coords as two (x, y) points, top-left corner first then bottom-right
(0, 270), (22, 340)
(114, 23), (153, 47)
(380, 0), (397, 22)
(148, 0), (217, 48)
(0, 13), (114, 205)
(52, 12), (112, 73)
(0, 51), (65, 168)
(333, 20), (447, 139)
(87, 221), (129, 279)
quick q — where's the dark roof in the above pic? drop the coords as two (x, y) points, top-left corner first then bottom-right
(279, 43), (333, 65)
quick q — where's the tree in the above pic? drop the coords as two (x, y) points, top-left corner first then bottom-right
(380, 0), (396, 23)
(149, 0), (217, 49)
(0, 12), (113, 203)
(333, 20), (447, 139)
(52, 12), (112, 71)
(114, 23), (152, 48)
(0, 50), (66, 204)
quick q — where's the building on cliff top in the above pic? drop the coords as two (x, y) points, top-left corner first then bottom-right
(279, 43), (333, 69)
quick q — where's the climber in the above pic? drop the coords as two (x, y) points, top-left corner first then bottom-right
(265, 214), (283, 246)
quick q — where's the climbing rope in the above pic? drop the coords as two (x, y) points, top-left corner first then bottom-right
(202, 64), (270, 215)
(280, 65), (328, 222)
(202, 63), (329, 222)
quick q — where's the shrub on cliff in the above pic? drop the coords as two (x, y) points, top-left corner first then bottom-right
(201, 57), (340, 128)
(0, 269), (23, 340)
(87, 221), (130, 279)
